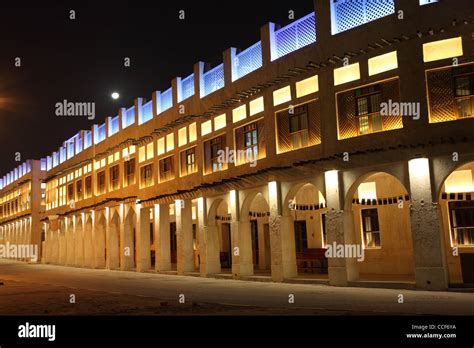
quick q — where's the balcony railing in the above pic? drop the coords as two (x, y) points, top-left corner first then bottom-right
(109, 115), (119, 136)
(160, 87), (173, 113)
(330, 0), (394, 35)
(179, 73), (195, 102)
(123, 106), (135, 129)
(141, 101), (153, 124)
(272, 12), (316, 61)
(94, 123), (106, 144)
(232, 41), (263, 81)
(201, 63), (225, 98)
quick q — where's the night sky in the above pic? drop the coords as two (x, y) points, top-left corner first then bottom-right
(0, 0), (314, 175)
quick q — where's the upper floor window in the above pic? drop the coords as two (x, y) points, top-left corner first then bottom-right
(275, 100), (321, 154)
(67, 183), (74, 203)
(180, 147), (197, 176)
(85, 175), (92, 198)
(110, 165), (120, 191)
(97, 171), (106, 195)
(336, 78), (401, 139)
(355, 85), (382, 135)
(289, 106), (309, 149)
(76, 180), (83, 201)
(453, 67), (474, 118)
(204, 135), (227, 174)
(140, 164), (154, 188)
(244, 123), (258, 160)
(124, 158), (136, 186)
(159, 156), (174, 183)
(211, 137), (223, 172)
(427, 63), (474, 123)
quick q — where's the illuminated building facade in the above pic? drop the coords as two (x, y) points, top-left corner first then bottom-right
(1, 0), (473, 289)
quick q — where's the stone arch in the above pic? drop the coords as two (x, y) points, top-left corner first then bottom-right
(344, 168), (409, 211)
(437, 160), (474, 285)
(206, 196), (230, 272)
(283, 182), (327, 277)
(240, 190), (271, 272)
(345, 171), (415, 281)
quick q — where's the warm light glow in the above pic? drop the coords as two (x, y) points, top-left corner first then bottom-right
(178, 127), (187, 147)
(192, 206), (196, 220)
(268, 181), (278, 198)
(138, 146), (146, 163)
(273, 86), (292, 106)
(214, 114), (226, 130)
(166, 133), (174, 152)
(445, 170), (474, 193)
(157, 137), (165, 155)
(189, 122), (197, 142)
(423, 37), (463, 63)
(232, 105), (247, 123)
(146, 142), (154, 160)
(111, 92), (120, 100)
(318, 191), (326, 205)
(296, 75), (319, 98)
(334, 63), (360, 86)
(358, 182), (377, 200)
(408, 158), (429, 179)
(368, 51), (398, 76)
(249, 97), (264, 116)
(324, 170), (339, 188)
(201, 120), (212, 136)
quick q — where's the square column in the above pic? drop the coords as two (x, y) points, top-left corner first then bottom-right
(408, 158), (448, 290)
(324, 170), (359, 286)
(135, 204), (151, 272)
(154, 203), (171, 272)
(268, 182), (297, 282)
(176, 199), (194, 274)
(197, 197), (221, 276)
(58, 219), (67, 265)
(229, 190), (254, 279)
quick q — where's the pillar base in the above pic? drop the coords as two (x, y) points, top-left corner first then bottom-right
(415, 267), (448, 290)
(328, 266), (349, 286)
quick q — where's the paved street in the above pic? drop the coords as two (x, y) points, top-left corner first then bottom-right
(0, 259), (472, 315)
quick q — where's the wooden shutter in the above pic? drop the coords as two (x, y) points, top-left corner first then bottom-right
(427, 67), (457, 123)
(276, 109), (291, 153)
(256, 119), (266, 159)
(204, 139), (212, 175)
(380, 78), (402, 131)
(307, 100), (321, 146)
